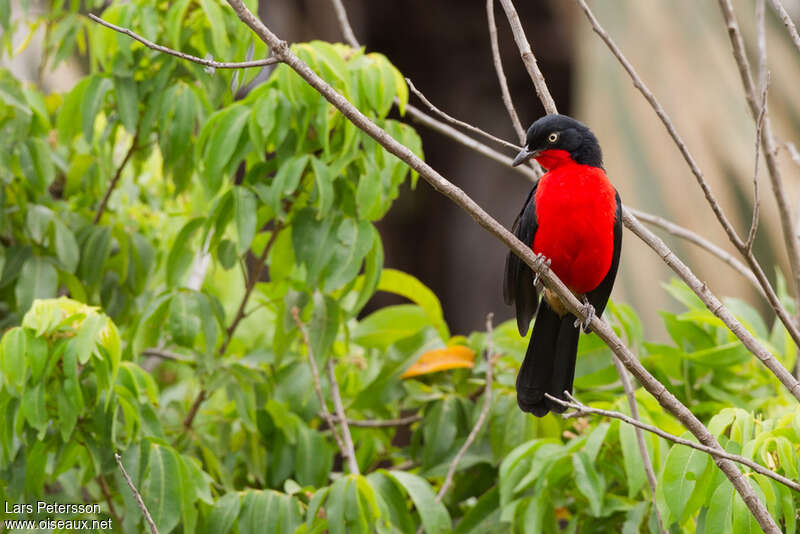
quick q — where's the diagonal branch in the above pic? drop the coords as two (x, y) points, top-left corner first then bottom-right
(222, 2), (779, 529)
(545, 392), (800, 494)
(768, 0), (800, 55)
(88, 14), (278, 70)
(717, 0), (800, 320)
(576, 0), (800, 390)
(406, 78), (520, 151)
(496, 0), (557, 115)
(328, 0), (359, 49)
(486, 0), (526, 144)
(115, 453), (159, 534)
(327, 360), (360, 475)
(94, 133), (138, 224)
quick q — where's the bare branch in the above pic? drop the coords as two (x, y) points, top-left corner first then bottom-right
(94, 134), (137, 224)
(717, 0), (800, 318)
(328, 414), (421, 428)
(115, 453), (159, 534)
(291, 307), (347, 462)
(486, 0), (525, 143)
(611, 356), (665, 534)
(577, 0), (800, 392)
(406, 78), (521, 151)
(88, 14), (279, 70)
(327, 360), (360, 475)
(436, 313), (496, 503)
(746, 0), (768, 252)
(768, 0), (800, 54)
(545, 393), (800, 494)
(96, 474), (122, 526)
(329, 0), (359, 49)
(623, 208), (800, 402)
(788, 142), (800, 168)
(141, 348), (195, 364)
(405, 104), (538, 182)
(628, 208), (763, 295)
(496, 0), (557, 114)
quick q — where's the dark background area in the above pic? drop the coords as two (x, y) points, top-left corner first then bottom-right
(264, 0), (576, 335)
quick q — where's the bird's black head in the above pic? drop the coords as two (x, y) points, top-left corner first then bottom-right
(511, 114), (603, 169)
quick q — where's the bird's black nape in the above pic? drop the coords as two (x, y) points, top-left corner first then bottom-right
(520, 114), (603, 168)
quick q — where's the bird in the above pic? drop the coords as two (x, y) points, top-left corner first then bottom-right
(503, 114), (621, 417)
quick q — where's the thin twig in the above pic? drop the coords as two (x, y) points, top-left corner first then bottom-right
(545, 393), (800, 494)
(610, 357), (665, 534)
(94, 134), (138, 224)
(406, 78), (520, 151)
(291, 307), (347, 464)
(328, 0), (359, 49)
(436, 313), (496, 503)
(746, 0), (768, 253)
(768, 0), (800, 55)
(486, 0), (525, 144)
(405, 104), (538, 182)
(115, 453), (159, 534)
(628, 207), (763, 295)
(327, 360), (360, 475)
(88, 14), (279, 70)
(717, 0), (800, 321)
(142, 348), (194, 363)
(788, 142), (800, 168)
(182, 225), (284, 431)
(496, 0), (557, 115)
(328, 414), (421, 428)
(96, 474), (122, 526)
(577, 0), (800, 395)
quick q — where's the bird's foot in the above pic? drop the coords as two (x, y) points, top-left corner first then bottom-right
(573, 296), (595, 333)
(532, 254), (551, 293)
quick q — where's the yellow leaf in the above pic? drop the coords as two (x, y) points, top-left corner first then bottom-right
(401, 346), (475, 378)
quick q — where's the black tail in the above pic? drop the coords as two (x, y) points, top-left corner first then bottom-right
(516, 301), (580, 417)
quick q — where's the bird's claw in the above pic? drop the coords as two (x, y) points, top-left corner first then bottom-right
(532, 253), (551, 292)
(574, 297), (595, 333)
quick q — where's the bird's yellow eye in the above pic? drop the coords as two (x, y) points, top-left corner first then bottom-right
(547, 132), (559, 143)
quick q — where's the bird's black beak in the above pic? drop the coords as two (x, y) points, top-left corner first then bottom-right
(512, 147), (536, 167)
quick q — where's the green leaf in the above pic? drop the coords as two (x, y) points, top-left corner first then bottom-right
(166, 218), (205, 287)
(705, 481), (734, 534)
(81, 75), (112, 143)
(270, 155), (310, 215)
(321, 218), (373, 292)
(15, 256), (57, 313)
(233, 187), (257, 254)
(202, 105), (250, 192)
(353, 304), (432, 349)
(619, 421), (646, 497)
(239, 490), (303, 534)
(113, 75), (139, 133)
(356, 162), (381, 220)
(169, 291), (203, 348)
(453, 486), (501, 534)
(572, 451), (605, 517)
(661, 437), (711, 524)
(143, 445), (183, 534)
(205, 492), (241, 534)
(199, 0), (231, 56)
(388, 471), (451, 534)
(309, 292), (340, 364)
(292, 208), (338, 284)
(0, 327), (28, 393)
(22, 383), (47, 437)
(78, 226), (112, 288)
(52, 219), (80, 273)
(310, 157), (335, 218)
(377, 268), (449, 341)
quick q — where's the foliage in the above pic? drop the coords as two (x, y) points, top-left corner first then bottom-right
(0, 1), (798, 533)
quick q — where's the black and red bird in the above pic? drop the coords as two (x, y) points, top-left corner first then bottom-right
(503, 114), (621, 417)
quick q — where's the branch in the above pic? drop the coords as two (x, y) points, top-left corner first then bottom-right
(717, 0), (800, 318)
(496, 0), (557, 114)
(746, 1), (768, 253)
(328, 0), (359, 49)
(768, 0), (800, 55)
(88, 14), (279, 70)
(545, 393), (800, 494)
(327, 360), (360, 475)
(115, 453), (159, 534)
(141, 347), (194, 364)
(183, 225), (283, 431)
(291, 307), (349, 470)
(576, 0), (800, 395)
(486, 0), (525, 144)
(94, 133), (137, 224)
(624, 209), (800, 402)
(436, 313), (496, 502)
(96, 474), (122, 526)
(328, 414), (421, 428)
(406, 78), (521, 151)
(611, 356), (665, 534)
(628, 207), (763, 295)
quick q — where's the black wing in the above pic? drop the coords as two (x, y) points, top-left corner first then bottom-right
(503, 184), (540, 336)
(585, 189), (622, 321)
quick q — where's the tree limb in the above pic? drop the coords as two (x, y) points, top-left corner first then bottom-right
(94, 133), (138, 224)
(486, 0), (526, 144)
(327, 360), (360, 475)
(115, 453), (159, 534)
(768, 0), (800, 55)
